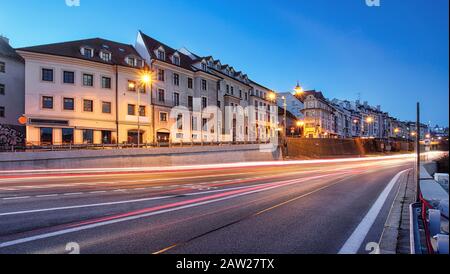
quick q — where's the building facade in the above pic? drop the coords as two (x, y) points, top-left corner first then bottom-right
(0, 36), (26, 146)
(17, 38), (149, 145)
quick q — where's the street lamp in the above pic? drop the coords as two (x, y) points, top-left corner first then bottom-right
(296, 120), (304, 137)
(137, 70), (152, 148)
(366, 116), (373, 137)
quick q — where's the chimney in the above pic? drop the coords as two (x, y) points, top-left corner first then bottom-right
(0, 35), (9, 45)
(363, 101), (368, 107)
(377, 105), (381, 111)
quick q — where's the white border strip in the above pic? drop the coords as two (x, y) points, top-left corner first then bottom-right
(338, 169), (410, 254)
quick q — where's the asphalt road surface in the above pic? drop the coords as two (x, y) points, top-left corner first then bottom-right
(0, 155), (419, 254)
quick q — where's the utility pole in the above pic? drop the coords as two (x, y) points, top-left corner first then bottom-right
(416, 102), (420, 202)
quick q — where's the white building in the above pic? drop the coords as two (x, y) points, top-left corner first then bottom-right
(17, 38), (149, 145)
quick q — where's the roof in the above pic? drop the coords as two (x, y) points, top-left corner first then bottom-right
(17, 38), (142, 68)
(139, 31), (196, 72)
(278, 107), (298, 120)
(295, 90), (327, 102)
(0, 38), (24, 62)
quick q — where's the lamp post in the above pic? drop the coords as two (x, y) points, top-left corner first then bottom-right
(366, 116), (373, 138)
(296, 120), (304, 138)
(139, 71), (152, 148)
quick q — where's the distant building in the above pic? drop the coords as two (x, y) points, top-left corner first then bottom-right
(277, 92), (303, 119)
(0, 36), (25, 146)
(0, 36), (25, 128)
(296, 90), (336, 138)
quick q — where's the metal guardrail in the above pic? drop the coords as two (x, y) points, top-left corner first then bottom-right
(410, 165), (449, 254)
(0, 140), (273, 152)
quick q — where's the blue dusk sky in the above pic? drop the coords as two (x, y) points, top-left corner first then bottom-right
(1, 0), (448, 126)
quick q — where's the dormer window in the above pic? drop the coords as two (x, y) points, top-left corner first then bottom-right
(81, 47), (94, 58)
(201, 62), (207, 71)
(157, 49), (165, 61)
(100, 51), (111, 62)
(126, 56), (136, 66)
(173, 55), (180, 66)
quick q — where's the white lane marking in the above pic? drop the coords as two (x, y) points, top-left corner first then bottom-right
(338, 169), (410, 254)
(0, 175), (335, 249)
(3, 196), (30, 200)
(88, 191), (107, 194)
(62, 193), (83, 196)
(35, 194), (59, 198)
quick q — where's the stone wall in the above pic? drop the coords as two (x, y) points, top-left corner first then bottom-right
(286, 138), (414, 158)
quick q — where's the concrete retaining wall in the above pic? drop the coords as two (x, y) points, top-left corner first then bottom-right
(286, 138), (414, 158)
(0, 144), (282, 170)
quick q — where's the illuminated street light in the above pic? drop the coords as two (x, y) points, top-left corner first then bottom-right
(294, 81), (303, 95)
(411, 132), (417, 137)
(268, 92), (276, 101)
(394, 128), (400, 134)
(425, 134), (431, 139)
(366, 117), (373, 123)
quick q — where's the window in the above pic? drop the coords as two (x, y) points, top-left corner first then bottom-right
(157, 69), (165, 81)
(83, 129), (94, 144)
(40, 128), (53, 145)
(191, 117), (198, 131)
(231, 86), (234, 95)
(202, 97), (207, 109)
(160, 112), (168, 122)
(63, 98), (74, 111)
(63, 71), (75, 84)
(83, 48), (93, 58)
(0, 62), (5, 73)
(202, 118), (208, 131)
(201, 79), (207, 91)
(127, 57), (136, 66)
(83, 73), (94, 87)
(102, 77), (111, 89)
(102, 101), (111, 114)
(217, 100), (221, 108)
(157, 50), (165, 60)
(173, 55), (180, 65)
(42, 68), (54, 82)
(101, 131), (112, 144)
(128, 104), (136, 115)
(0, 84), (4, 95)
(158, 89), (165, 102)
(188, 96), (193, 109)
(239, 90), (242, 98)
(42, 96), (53, 109)
(201, 63), (207, 71)
(128, 80), (136, 92)
(177, 114), (183, 130)
(226, 85), (229, 93)
(188, 78), (193, 89)
(245, 92), (248, 101)
(62, 128), (74, 144)
(139, 105), (146, 117)
(174, 92), (180, 106)
(173, 73), (179, 86)
(100, 51), (111, 62)
(83, 99), (93, 112)
(0, 106), (4, 117)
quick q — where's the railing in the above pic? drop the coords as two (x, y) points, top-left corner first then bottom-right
(410, 164), (449, 254)
(0, 140), (273, 152)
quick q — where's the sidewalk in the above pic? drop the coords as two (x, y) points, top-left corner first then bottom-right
(379, 169), (416, 254)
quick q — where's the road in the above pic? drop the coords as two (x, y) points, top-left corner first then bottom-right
(0, 155), (418, 254)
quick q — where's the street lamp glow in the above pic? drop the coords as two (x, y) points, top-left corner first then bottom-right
(294, 81), (303, 95)
(268, 92), (276, 101)
(410, 132), (417, 136)
(141, 73), (152, 85)
(366, 117), (373, 123)
(296, 121), (304, 127)
(394, 128), (400, 133)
